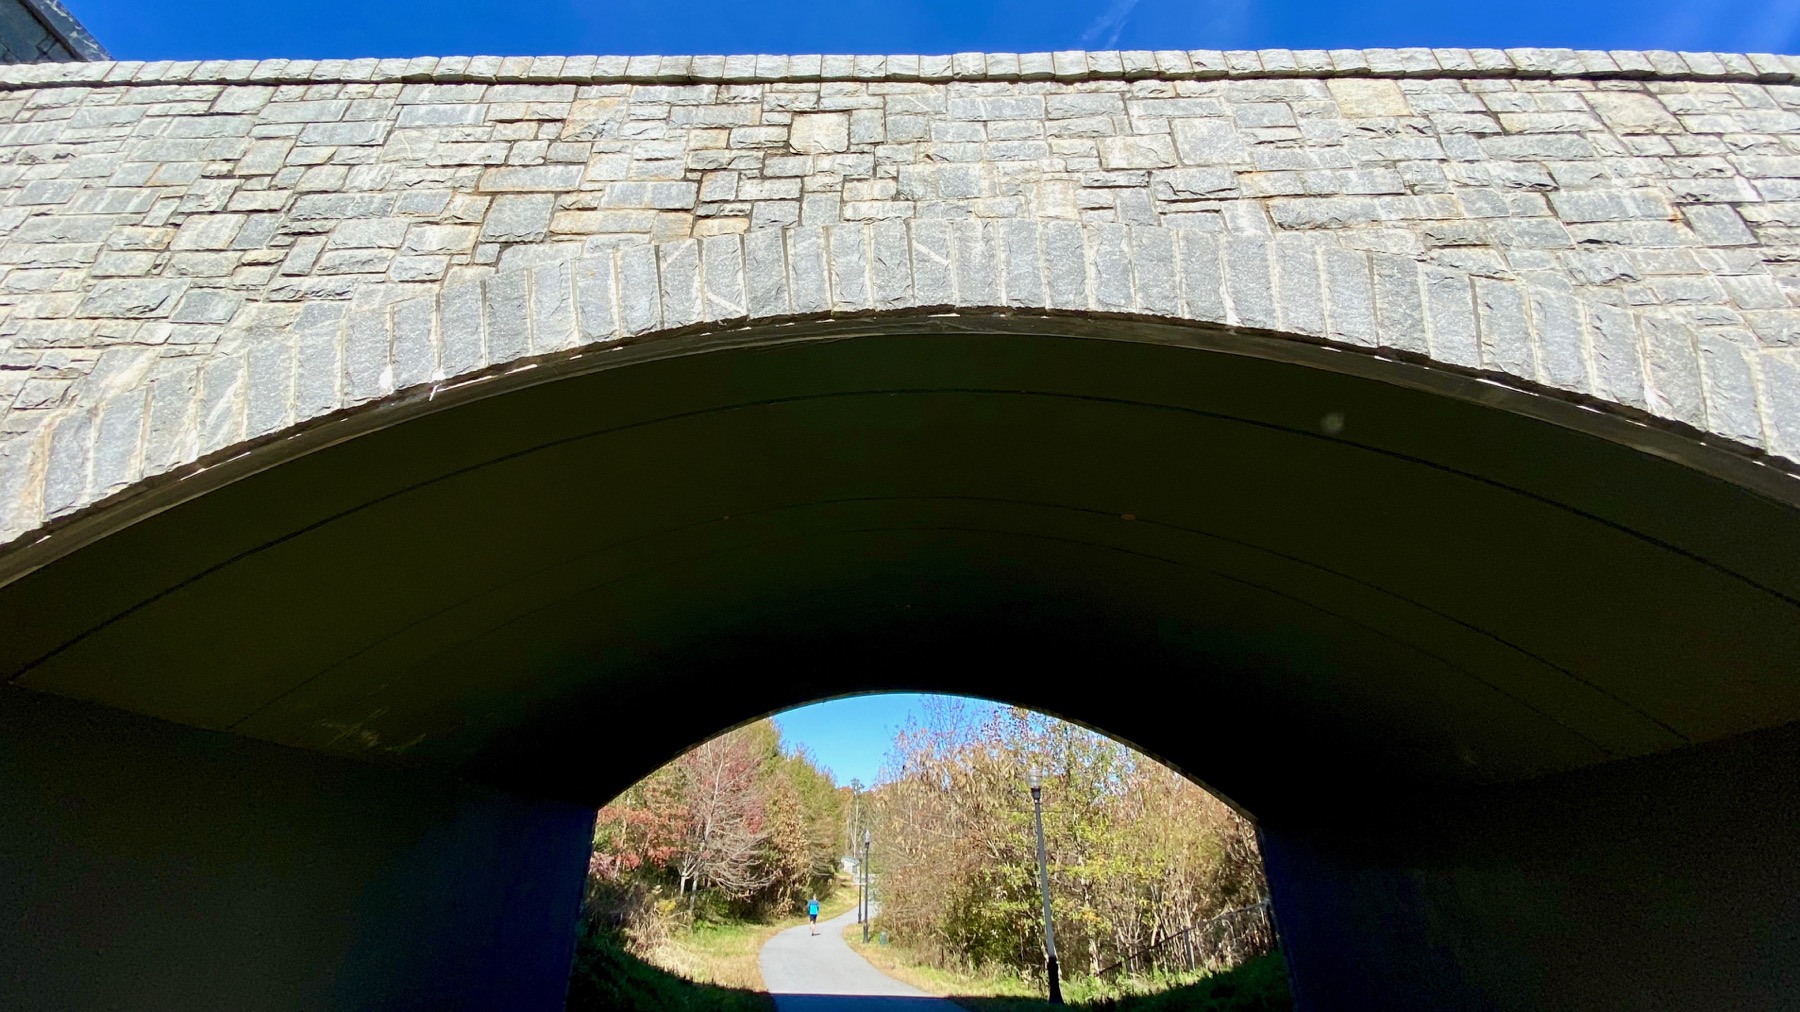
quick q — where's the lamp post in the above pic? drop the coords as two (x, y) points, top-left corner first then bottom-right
(1029, 769), (1062, 1004)
(862, 828), (872, 944)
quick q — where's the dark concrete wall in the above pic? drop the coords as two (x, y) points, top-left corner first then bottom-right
(1261, 720), (1800, 1012)
(0, 686), (594, 1011)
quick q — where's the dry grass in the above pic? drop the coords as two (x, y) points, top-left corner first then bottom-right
(647, 920), (773, 991)
(844, 929), (1292, 1012)
(845, 927), (1043, 1002)
(646, 880), (861, 990)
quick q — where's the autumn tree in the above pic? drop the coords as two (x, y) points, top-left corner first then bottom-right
(587, 719), (846, 939)
(867, 701), (1268, 983)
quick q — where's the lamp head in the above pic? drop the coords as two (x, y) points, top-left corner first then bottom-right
(1028, 767), (1043, 798)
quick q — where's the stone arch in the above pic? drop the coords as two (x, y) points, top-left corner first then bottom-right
(3, 50), (1800, 1012)
(4, 220), (1794, 575)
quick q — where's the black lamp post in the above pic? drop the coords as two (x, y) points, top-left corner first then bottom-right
(1029, 769), (1062, 1004)
(862, 828), (872, 944)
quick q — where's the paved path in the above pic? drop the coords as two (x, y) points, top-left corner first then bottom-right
(759, 904), (961, 1012)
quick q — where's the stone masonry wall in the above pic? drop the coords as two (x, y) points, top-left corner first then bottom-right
(5, 48), (1800, 546)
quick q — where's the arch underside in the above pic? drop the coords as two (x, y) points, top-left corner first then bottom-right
(3, 316), (1799, 825)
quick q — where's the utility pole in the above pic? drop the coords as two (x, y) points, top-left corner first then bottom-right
(1029, 769), (1062, 1004)
(850, 779), (863, 925)
(862, 828), (872, 944)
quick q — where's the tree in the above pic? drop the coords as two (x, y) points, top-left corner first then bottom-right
(673, 727), (776, 901)
(588, 719), (847, 933)
(866, 702), (1268, 982)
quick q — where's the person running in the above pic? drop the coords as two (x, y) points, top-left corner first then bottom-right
(807, 895), (820, 935)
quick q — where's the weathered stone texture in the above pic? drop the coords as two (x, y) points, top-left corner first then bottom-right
(5, 51), (1800, 541)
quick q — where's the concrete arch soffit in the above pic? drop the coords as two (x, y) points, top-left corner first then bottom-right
(4, 219), (1798, 581)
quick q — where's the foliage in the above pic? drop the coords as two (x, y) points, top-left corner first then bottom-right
(850, 930), (1290, 1012)
(965, 953), (1292, 1012)
(583, 709), (849, 950)
(1092, 953), (1292, 1012)
(867, 700), (1268, 984)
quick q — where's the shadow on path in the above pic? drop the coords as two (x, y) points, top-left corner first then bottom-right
(772, 999), (966, 1012)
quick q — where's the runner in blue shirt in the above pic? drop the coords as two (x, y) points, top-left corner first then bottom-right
(807, 896), (820, 935)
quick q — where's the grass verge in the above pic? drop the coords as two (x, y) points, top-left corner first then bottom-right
(567, 928), (772, 1012)
(844, 926), (1040, 1000)
(658, 882), (861, 990)
(844, 928), (1292, 1012)
(569, 878), (862, 1011)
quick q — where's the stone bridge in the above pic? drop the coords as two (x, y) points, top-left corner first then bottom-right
(1, 48), (1798, 1011)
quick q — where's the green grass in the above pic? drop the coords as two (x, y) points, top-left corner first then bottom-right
(1073, 955), (1294, 1012)
(846, 929), (1292, 1012)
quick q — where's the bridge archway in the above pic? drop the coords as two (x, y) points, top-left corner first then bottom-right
(4, 46), (1800, 1010)
(3, 306), (1798, 1011)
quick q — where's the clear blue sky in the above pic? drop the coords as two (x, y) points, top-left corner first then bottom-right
(69, 0), (1800, 62)
(772, 693), (996, 788)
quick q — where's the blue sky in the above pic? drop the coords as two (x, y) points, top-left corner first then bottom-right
(772, 693), (987, 788)
(70, 0), (1800, 62)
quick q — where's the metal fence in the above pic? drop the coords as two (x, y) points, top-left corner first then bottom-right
(1092, 899), (1276, 980)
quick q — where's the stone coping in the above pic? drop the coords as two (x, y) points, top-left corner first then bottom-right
(0, 48), (1797, 90)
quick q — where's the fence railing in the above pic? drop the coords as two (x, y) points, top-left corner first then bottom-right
(1092, 899), (1275, 980)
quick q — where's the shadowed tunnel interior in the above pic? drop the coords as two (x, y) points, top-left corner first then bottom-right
(4, 315), (1799, 823)
(5, 315), (1800, 1010)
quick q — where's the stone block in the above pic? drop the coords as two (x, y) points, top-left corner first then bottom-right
(784, 226), (830, 314)
(616, 242), (662, 335)
(1683, 204), (1757, 246)
(572, 253), (621, 343)
(170, 288), (243, 324)
(1171, 118), (1248, 165)
(79, 279), (190, 319)
(297, 119), (391, 146)
(480, 193), (557, 243)
(342, 309), (392, 405)
(824, 225), (870, 312)
(478, 164), (584, 191)
(436, 280), (486, 376)
(327, 218), (409, 249)
(389, 294), (437, 387)
(1128, 226), (1178, 316)
(868, 219), (912, 311)
(170, 214), (247, 251)
(743, 228), (790, 318)
(1328, 79), (1412, 117)
(484, 270), (530, 362)
(1274, 237), (1324, 337)
(42, 409), (93, 517)
(789, 112), (850, 153)
(1641, 316), (1706, 426)
(1098, 135), (1177, 170)
(601, 182), (700, 210)
(1423, 268), (1478, 368)
(1087, 224), (1136, 313)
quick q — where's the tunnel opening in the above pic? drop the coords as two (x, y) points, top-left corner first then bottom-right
(570, 692), (1283, 1011)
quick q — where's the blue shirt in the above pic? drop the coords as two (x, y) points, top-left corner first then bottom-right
(808, 900), (819, 915)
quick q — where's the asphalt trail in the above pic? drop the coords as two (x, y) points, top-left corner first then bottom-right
(759, 903), (961, 1012)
